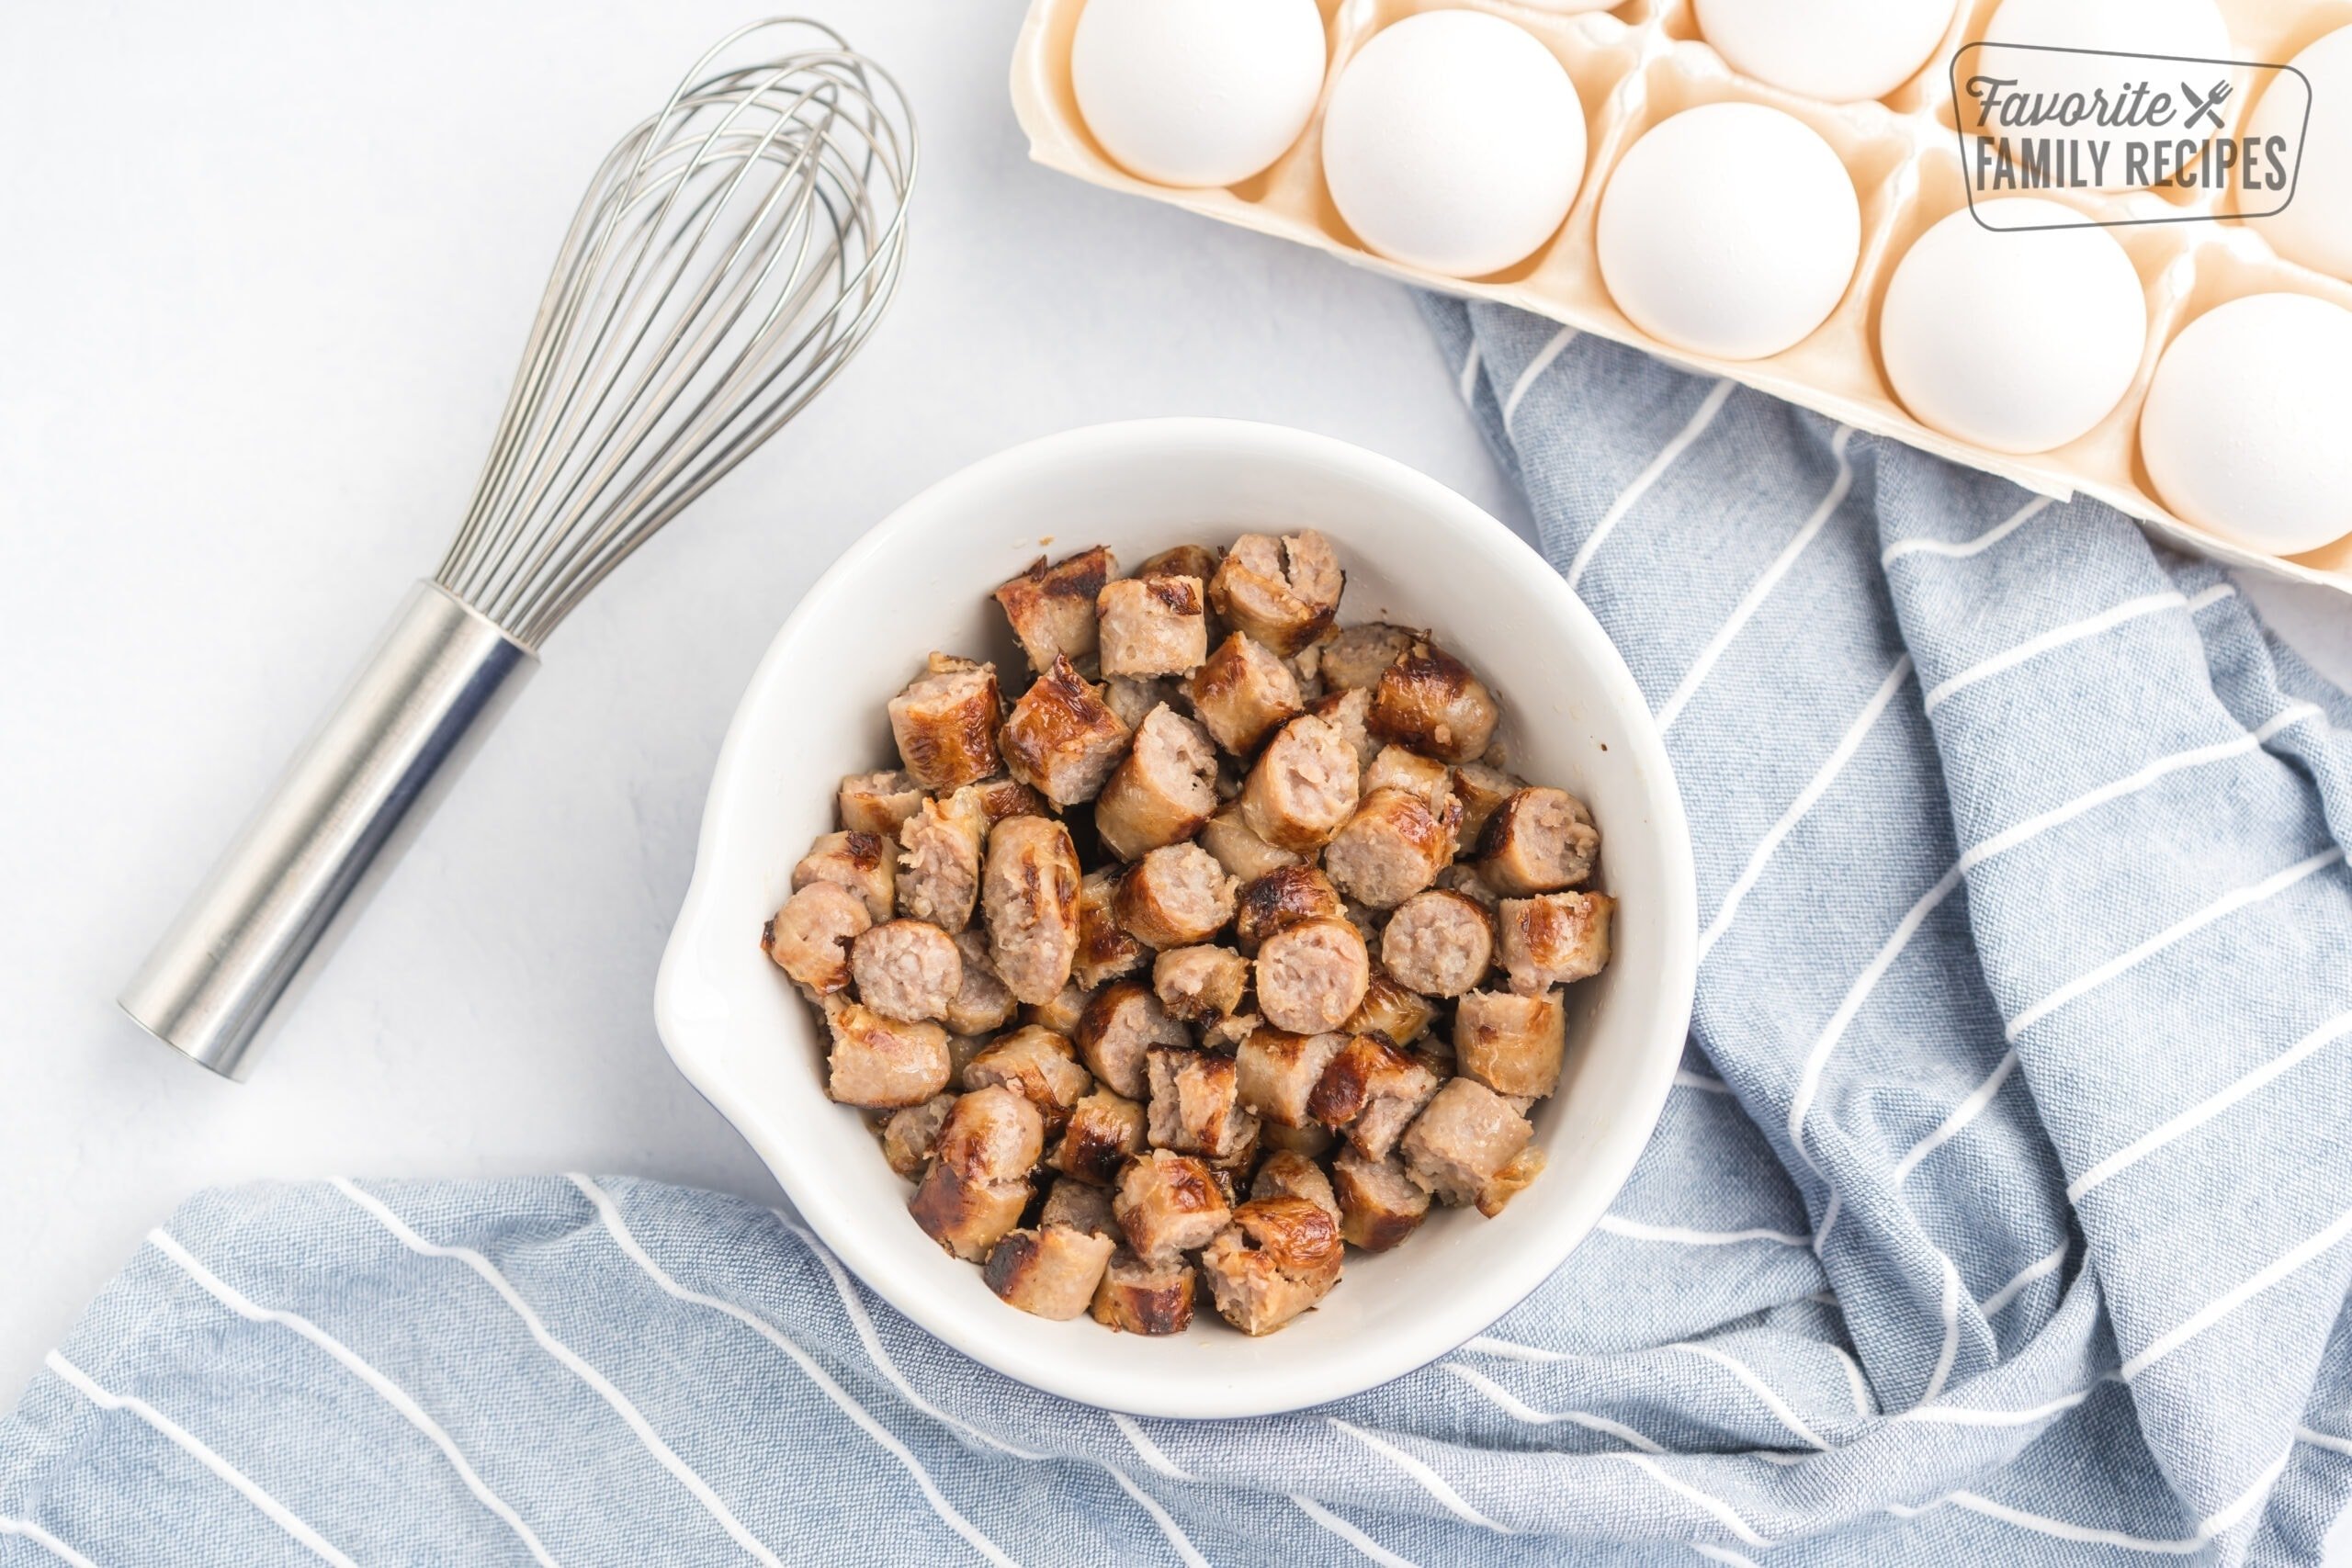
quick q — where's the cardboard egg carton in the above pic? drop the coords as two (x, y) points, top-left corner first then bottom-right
(1012, 0), (2352, 593)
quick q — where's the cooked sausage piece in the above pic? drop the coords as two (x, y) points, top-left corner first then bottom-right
(1042, 1176), (1121, 1236)
(1139, 543), (1224, 585)
(1114, 1149), (1232, 1261)
(1152, 943), (1250, 1023)
(944, 927), (1019, 1036)
(1361, 745), (1452, 811)
(910, 1164), (1032, 1262)
(1400, 1078), (1534, 1206)
(947, 1032), (989, 1082)
(992, 547), (1114, 674)
(794, 830), (895, 926)
(1198, 1008), (1261, 1053)
(1307, 1033), (1442, 1161)
(1497, 891), (1614, 995)
(1321, 624), (1418, 693)
(1073, 867), (1148, 991)
(1074, 979), (1190, 1099)
(1147, 1048), (1259, 1160)
(999, 655), (1133, 807)
(1310, 687), (1377, 771)
(982, 814), (1082, 1006)
(1476, 1145), (1546, 1217)
(1433, 861), (1501, 912)
(967, 776), (1048, 827)
(1323, 787), (1463, 909)
(1232, 864), (1344, 956)
(1252, 1149), (1340, 1221)
(1380, 889), (1495, 998)
(850, 919), (963, 1023)
(894, 792), (985, 931)
(1454, 988), (1567, 1099)
(763, 881), (871, 996)
(1261, 1118), (1334, 1158)
(1023, 980), (1095, 1038)
(1049, 1088), (1148, 1185)
(1369, 642), (1499, 764)
(1187, 632), (1304, 757)
(1254, 918), (1371, 1035)
(1199, 802), (1303, 882)
(1098, 576), (1209, 678)
(879, 1092), (957, 1179)
(1199, 1196), (1344, 1336)
(1094, 705), (1217, 862)
(1091, 1250), (1195, 1336)
(888, 653), (1003, 792)
(1345, 964), (1439, 1046)
(985, 1223), (1119, 1320)
(1332, 1146), (1430, 1251)
(1451, 761), (1525, 846)
(1113, 843), (1237, 949)
(1207, 531), (1343, 657)
(823, 998), (952, 1109)
(1478, 786), (1600, 896)
(1235, 1025), (1348, 1128)
(1102, 673), (1175, 733)
(963, 1024), (1093, 1134)
(837, 769), (925, 840)
(1240, 714), (1361, 853)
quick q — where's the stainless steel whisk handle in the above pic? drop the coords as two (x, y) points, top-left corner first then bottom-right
(119, 582), (534, 1077)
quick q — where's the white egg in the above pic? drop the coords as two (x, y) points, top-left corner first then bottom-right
(1320, 12), (1588, 279)
(2250, 26), (2352, 280)
(1071, 0), (1328, 188)
(1694, 0), (1957, 103)
(1880, 198), (2147, 453)
(1979, 0), (2235, 191)
(2140, 293), (2352, 556)
(1596, 104), (1860, 360)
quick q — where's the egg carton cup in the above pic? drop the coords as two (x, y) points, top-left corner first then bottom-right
(1012, 0), (2352, 594)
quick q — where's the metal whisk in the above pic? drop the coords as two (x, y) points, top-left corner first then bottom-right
(120, 18), (915, 1077)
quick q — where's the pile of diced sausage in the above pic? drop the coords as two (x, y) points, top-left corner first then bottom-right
(762, 532), (1614, 1337)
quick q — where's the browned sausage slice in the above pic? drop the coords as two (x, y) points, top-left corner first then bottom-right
(1091, 1250), (1195, 1335)
(962, 1024), (1093, 1134)
(1073, 979), (1190, 1100)
(984, 1224), (1119, 1320)
(1235, 1025), (1349, 1128)
(823, 998), (952, 1109)
(1332, 1146), (1431, 1250)
(1073, 867), (1148, 991)
(1321, 624), (1418, 693)
(849, 919), (963, 1023)
(837, 770), (925, 839)
(793, 830), (895, 926)
(1199, 1196), (1344, 1335)
(1307, 1033), (1441, 1161)
(1207, 531), (1343, 657)
(1251, 1149), (1341, 1221)
(762, 881), (871, 996)
(1310, 687), (1377, 771)
(1098, 576), (1209, 678)
(1186, 632), (1305, 757)
(992, 547), (1114, 674)
(1113, 843), (1237, 949)
(1476, 1145), (1547, 1217)
(1023, 981), (1095, 1039)
(1094, 705), (1217, 862)
(895, 793), (986, 931)
(1049, 1089), (1148, 1186)
(1146, 1048), (1259, 1160)
(1253, 918), (1371, 1035)
(1198, 803), (1304, 884)
(998, 655), (1133, 807)
(878, 1092), (957, 1180)
(1478, 786), (1600, 896)
(1380, 889), (1496, 998)
(1323, 786), (1464, 909)
(888, 653), (1003, 792)
(1453, 988), (1567, 1099)
(1345, 964), (1439, 1046)
(1114, 1149), (1232, 1261)
(1399, 1078), (1534, 1206)
(1368, 642), (1500, 764)
(1240, 714), (1361, 853)
(1452, 761), (1525, 846)
(982, 814), (1082, 1006)
(1151, 944), (1250, 1024)
(944, 927), (1018, 1036)
(909, 1164), (1031, 1261)
(1497, 892), (1614, 995)
(1232, 864), (1344, 956)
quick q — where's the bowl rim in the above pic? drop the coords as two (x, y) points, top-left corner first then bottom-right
(656, 416), (1698, 1417)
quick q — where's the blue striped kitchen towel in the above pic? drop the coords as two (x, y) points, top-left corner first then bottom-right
(8, 303), (2352, 1566)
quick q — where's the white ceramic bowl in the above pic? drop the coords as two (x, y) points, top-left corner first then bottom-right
(657, 419), (1696, 1417)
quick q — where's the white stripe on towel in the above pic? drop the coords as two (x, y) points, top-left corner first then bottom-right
(1113, 1412), (1194, 1483)
(0, 1517), (96, 1568)
(1615, 1454), (1772, 1548)
(1456, 342), (1484, 405)
(2122, 1204), (2352, 1381)
(1600, 1215), (1811, 1248)
(332, 1178), (786, 1568)
(2009, 848), (2344, 1040)
(568, 1179), (1010, 1568)
(1916, 1258), (1962, 1408)
(1103, 1465), (1211, 1568)
(1671, 1343), (1830, 1450)
(44, 1349), (356, 1567)
(1980, 1245), (2069, 1318)
(2297, 1425), (2352, 1458)
(1893, 1049), (2019, 1185)
(2070, 1009), (2352, 1201)
(1566, 379), (1736, 592)
(1293, 1495), (1422, 1568)
(1922, 592), (2186, 714)
(1901, 1383), (2098, 1428)
(1440, 1362), (1668, 1452)
(1700, 653), (1914, 961)
(1676, 1069), (1733, 1094)
(147, 1227), (561, 1568)
(1693, 1545), (1762, 1568)
(1882, 496), (2052, 566)
(1656, 426), (1856, 733)
(1503, 325), (1577, 434)
(1329, 1418), (1510, 1532)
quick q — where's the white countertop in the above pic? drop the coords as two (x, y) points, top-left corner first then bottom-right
(3, 0), (2346, 1502)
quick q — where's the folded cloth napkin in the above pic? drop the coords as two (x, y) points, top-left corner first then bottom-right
(9, 303), (2352, 1567)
